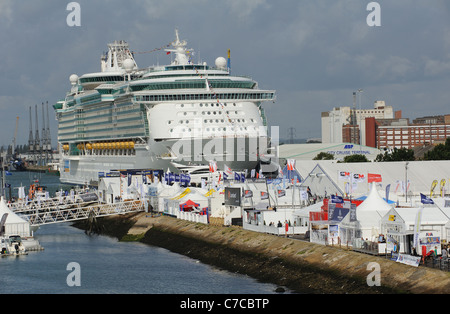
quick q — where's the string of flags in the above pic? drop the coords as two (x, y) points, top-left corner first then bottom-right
(130, 43), (172, 55)
(163, 172), (192, 187)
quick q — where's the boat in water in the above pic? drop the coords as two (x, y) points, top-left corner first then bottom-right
(53, 30), (276, 186)
(0, 235), (27, 257)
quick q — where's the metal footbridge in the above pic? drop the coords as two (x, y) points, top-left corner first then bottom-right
(10, 192), (144, 227)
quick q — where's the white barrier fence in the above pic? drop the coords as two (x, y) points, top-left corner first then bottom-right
(243, 221), (308, 236)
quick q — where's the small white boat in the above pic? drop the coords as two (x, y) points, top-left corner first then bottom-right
(1, 235), (28, 257)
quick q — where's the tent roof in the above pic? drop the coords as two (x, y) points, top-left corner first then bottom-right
(294, 160), (450, 198)
(0, 198), (28, 224)
(386, 207), (450, 226)
(180, 199), (200, 207)
(358, 183), (393, 213)
(355, 183), (392, 229)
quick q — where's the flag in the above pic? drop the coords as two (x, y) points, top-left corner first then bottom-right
(224, 164), (233, 176)
(385, 184), (391, 202)
(166, 51), (171, 55)
(278, 165), (283, 178)
(287, 159), (295, 171)
(277, 189), (286, 198)
(234, 172), (240, 181)
(413, 206), (424, 250)
(240, 172), (245, 183)
(338, 171), (350, 181)
(440, 179), (446, 197)
(209, 160), (217, 172)
(420, 193), (434, 204)
(394, 180), (401, 193)
(223, 172), (228, 180)
(352, 173), (365, 183)
(368, 173), (382, 183)
(300, 189), (308, 201)
(250, 169), (256, 178)
(244, 190), (253, 198)
(331, 194), (344, 203)
(260, 191), (268, 200)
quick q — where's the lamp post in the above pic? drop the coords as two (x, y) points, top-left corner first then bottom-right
(357, 89), (363, 150)
(405, 162), (409, 203)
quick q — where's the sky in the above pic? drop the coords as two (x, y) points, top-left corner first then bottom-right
(1, 0), (450, 147)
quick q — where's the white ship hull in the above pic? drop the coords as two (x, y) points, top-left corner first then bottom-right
(59, 135), (269, 185)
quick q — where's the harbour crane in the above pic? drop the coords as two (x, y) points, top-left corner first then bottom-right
(12, 116), (19, 156)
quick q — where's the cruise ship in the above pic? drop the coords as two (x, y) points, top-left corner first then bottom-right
(53, 30), (276, 185)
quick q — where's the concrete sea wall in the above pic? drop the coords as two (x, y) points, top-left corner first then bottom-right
(75, 212), (450, 294)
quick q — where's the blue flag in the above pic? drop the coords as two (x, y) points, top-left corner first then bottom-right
(420, 193), (434, 204)
(331, 194), (344, 203)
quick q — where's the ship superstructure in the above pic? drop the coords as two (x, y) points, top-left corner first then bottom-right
(54, 30), (276, 185)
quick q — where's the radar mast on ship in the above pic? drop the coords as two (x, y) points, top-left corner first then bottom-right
(165, 29), (193, 66)
(101, 40), (137, 72)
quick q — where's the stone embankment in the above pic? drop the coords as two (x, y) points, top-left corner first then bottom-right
(73, 212), (450, 294)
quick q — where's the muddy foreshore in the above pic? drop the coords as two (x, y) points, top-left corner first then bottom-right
(72, 212), (450, 294)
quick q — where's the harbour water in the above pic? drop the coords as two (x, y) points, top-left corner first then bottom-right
(0, 171), (282, 294)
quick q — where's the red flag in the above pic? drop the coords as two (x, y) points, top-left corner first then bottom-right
(287, 159), (295, 171)
(166, 51), (171, 55)
(209, 161), (217, 173)
(368, 173), (382, 183)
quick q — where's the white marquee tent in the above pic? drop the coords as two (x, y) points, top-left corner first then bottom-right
(0, 197), (32, 238)
(294, 160), (450, 199)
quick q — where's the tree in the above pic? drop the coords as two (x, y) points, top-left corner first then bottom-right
(375, 147), (415, 162)
(423, 138), (450, 160)
(342, 154), (369, 163)
(313, 152), (334, 160)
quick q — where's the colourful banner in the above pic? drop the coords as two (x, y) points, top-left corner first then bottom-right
(368, 173), (382, 183)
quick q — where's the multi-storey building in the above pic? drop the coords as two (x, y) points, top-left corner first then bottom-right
(373, 115), (450, 149)
(321, 99), (450, 150)
(321, 100), (397, 145)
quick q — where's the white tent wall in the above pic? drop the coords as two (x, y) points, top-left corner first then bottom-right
(5, 223), (31, 238)
(0, 198), (32, 238)
(295, 160), (450, 199)
(381, 206), (449, 254)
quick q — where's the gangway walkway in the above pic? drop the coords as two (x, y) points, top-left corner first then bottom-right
(9, 194), (144, 226)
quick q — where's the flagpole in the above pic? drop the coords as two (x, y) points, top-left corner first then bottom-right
(405, 162), (409, 203)
(265, 178), (271, 208)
